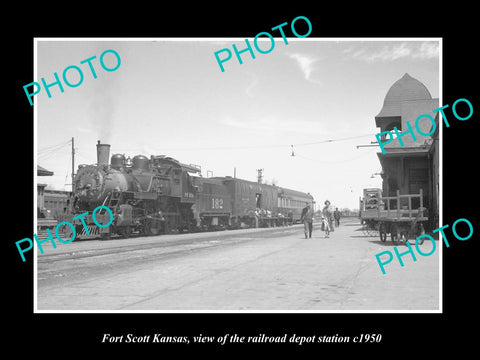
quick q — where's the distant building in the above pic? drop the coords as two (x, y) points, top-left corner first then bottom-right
(44, 189), (72, 220)
(375, 73), (439, 229)
(37, 165), (53, 217)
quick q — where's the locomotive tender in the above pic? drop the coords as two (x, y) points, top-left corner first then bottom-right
(70, 142), (313, 239)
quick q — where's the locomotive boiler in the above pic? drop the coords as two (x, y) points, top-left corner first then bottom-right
(71, 141), (199, 239)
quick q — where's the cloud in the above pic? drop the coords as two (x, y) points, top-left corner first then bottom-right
(76, 126), (94, 133)
(288, 53), (321, 84)
(414, 42), (439, 59)
(346, 42), (439, 62)
(243, 71), (259, 98)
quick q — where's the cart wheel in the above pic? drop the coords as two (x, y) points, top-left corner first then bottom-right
(379, 223), (386, 242)
(415, 224), (425, 245)
(416, 223), (425, 245)
(391, 224), (399, 244)
(362, 224), (369, 236)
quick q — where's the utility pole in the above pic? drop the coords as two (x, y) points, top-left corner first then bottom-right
(256, 168), (264, 184)
(71, 137), (75, 193)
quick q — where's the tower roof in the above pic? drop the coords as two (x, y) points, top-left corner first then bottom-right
(375, 73), (432, 123)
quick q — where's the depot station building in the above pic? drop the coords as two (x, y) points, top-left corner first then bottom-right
(374, 73), (439, 229)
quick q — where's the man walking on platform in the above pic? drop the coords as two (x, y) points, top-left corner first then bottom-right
(301, 203), (314, 239)
(334, 207), (341, 227)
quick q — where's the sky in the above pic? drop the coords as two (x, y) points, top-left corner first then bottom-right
(36, 38), (440, 210)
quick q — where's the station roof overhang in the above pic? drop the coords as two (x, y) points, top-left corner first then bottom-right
(37, 165), (54, 176)
(377, 147), (429, 165)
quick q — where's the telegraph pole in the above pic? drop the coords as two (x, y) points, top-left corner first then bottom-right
(256, 168), (264, 184)
(71, 137), (75, 193)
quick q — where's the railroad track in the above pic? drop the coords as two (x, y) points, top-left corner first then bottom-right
(36, 225), (307, 287)
(37, 224), (305, 265)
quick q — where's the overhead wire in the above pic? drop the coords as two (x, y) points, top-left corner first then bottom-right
(38, 139), (72, 161)
(292, 133), (374, 147)
(114, 133), (375, 153)
(293, 149), (373, 164)
(38, 139), (71, 154)
(37, 134), (377, 168)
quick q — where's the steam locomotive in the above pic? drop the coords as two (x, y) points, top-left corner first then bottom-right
(70, 141), (314, 239)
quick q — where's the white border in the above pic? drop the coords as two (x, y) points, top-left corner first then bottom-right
(33, 37), (442, 314)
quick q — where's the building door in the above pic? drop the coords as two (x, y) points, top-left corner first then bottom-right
(256, 193), (262, 208)
(408, 168), (429, 209)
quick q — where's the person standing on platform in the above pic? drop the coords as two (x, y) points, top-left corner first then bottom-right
(322, 200), (334, 233)
(321, 214), (330, 237)
(300, 203), (314, 239)
(334, 207), (341, 227)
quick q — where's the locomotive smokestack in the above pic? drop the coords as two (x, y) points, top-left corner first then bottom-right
(96, 140), (111, 166)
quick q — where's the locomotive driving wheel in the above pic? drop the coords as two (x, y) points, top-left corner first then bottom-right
(61, 223), (75, 241)
(144, 218), (161, 236)
(117, 225), (132, 238)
